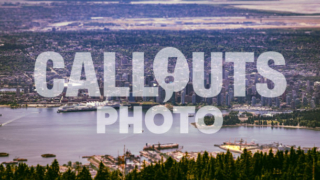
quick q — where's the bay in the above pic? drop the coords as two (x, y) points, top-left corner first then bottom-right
(0, 107), (319, 166)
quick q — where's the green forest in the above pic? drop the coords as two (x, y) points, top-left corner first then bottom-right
(1, 148), (319, 180)
(204, 111), (240, 126)
(247, 109), (320, 128)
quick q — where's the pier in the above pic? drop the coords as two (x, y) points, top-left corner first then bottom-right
(143, 143), (179, 151)
(41, 154), (56, 158)
(216, 139), (259, 154)
(0, 153), (9, 157)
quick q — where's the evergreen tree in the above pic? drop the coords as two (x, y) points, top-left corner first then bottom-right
(0, 164), (4, 179)
(94, 162), (110, 180)
(61, 168), (76, 180)
(76, 167), (92, 180)
(5, 165), (13, 180)
(45, 159), (60, 180)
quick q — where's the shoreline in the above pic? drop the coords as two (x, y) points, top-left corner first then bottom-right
(0, 104), (61, 108)
(1, 105), (320, 131)
(191, 122), (320, 131)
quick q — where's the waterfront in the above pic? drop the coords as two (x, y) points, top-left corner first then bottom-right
(0, 107), (320, 166)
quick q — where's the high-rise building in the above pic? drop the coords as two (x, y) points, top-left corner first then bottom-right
(291, 101), (295, 109)
(217, 93), (222, 106)
(275, 97), (280, 108)
(157, 86), (165, 104)
(303, 96), (308, 106)
(24, 86), (29, 94)
(206, 98), (212, 105)
(181, 89), (186, 104)
(295, 98), (300, 108)
(286, 94), (291, 105)
(229, 88), (234, 101)
(251, 86), (256, 95)
(252, 96), (256, 106)
(268, 98), (272, 107)
(128, 92), (135, 102)
(171, 92), (176, 105)
(261, 96), (266, 106)
(226, 93), (230, 107)
(192, 93), (196, 105)
(186, 82), (193, 95)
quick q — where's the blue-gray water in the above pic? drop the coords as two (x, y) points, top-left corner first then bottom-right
(0, 107), (319, 166)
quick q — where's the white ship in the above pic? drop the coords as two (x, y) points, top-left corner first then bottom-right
(57, 101), (120, 113)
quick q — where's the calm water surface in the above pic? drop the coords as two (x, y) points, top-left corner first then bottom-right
(0, 107), (319, 166)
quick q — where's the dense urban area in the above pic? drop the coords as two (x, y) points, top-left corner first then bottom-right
(1, 29), (320, 128)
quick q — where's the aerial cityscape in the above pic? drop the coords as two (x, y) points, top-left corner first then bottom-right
(1, 0), (320, 179)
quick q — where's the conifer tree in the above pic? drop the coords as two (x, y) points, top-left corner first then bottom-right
(76, 167), (92, 180)
(61, 168), (76, 180)
(5, 165), (13, 180)
(94, 162), (110, 180)
(35, 164), (45, 180)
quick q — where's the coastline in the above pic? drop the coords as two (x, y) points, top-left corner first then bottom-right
(191, 122), (320, 131)
(1, 105), (319, 131)
(0, 104), (61, 108)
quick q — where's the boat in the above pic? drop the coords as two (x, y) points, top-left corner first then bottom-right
(57, 103), (96, 113)
(188, 114), (194, 117)
(13, 158), (27, 162)
(41, 154), (56, 158)
(57, 101), (120, 113)
(2, 161), (18, 165)
(0, 152), (9, 157)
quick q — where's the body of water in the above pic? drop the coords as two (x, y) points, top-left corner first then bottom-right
(0, 107), (319, 166)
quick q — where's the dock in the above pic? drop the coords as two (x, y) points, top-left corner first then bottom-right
(13, 158), (27, 162)
(0, 152), (9, 157)
(143, 143), (179, 151)
(216, 139), (259, 154)
(41, 154), (56, 158)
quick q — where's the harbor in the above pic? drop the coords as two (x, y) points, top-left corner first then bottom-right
(83, 143), (220, 174)
(1, 107), (320, 166)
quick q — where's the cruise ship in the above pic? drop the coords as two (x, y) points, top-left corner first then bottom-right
(57, 101), (120, 113)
